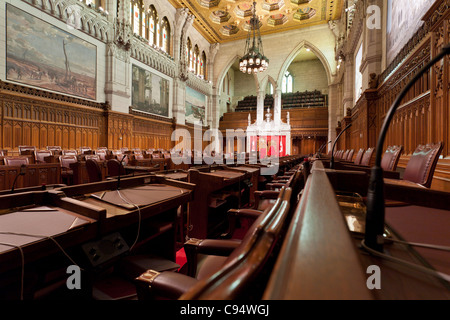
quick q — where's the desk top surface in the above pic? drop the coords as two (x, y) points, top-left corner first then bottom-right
(0, 205), (93, 254)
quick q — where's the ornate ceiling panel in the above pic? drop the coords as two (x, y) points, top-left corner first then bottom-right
(170, 0), (344, 43)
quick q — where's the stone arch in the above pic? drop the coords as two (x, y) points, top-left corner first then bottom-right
(277, 40), (333, 88)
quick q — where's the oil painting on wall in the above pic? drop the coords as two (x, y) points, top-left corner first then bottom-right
(6, 4), (97, 100)
(386, 0), (435, 65)
(185, 87), (206, 125)
(131, 64), (170, 117)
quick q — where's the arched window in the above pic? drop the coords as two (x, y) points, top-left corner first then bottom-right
(186, 38), (192, 69)
(147, 6), (157, 45)
(194, 45), (199, 75)
(282, 71), (293, 93)
(201, 51), (207, 79)
(130, 0), (142, 36)
(161, 17), (170, 54)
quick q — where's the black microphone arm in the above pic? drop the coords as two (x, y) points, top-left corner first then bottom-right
(364, 43), (450, 253)
(317, 140), (332, 156)
(330, 123), (352, 169)
(11, 164), (27, 193)
(117, 154), (127, 190)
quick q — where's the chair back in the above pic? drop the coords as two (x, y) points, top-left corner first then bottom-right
(86, 159), (103, 182)
(403, 142), (443, 188)
(19, 146), (36, 155)
(59, 155), (77, 169)
(181, 189), (292, 300)
(85, 154), (101, 161)
(360, 147), (375, 166)
(107, 159), (126, 177)
(95, 150), (107, 160)
(342, 150), (349, 161)
(353, 148), (365, 165)
(381, 145), (403, 171)
(34, 150), (52, 163)
(62, 150), (78, 156)
(3, 156), (29, 166)
(346, 149), (354, 161)
(79, 146), (91, 154)
(47, 146), (61, 155)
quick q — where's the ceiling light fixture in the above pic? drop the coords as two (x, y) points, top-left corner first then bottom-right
(239, 2), (269, 74)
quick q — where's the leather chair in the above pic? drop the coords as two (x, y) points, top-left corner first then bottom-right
(18, 146), (36, 155)
(3, 156), (29, 166)
(86, 159), (103, 183)
(34, 150), (52, 163)
(360, 147), (375, 166)
(346, 149), (354, 162)
(353, 148), (365, 165)
(385, 142), (443, 188)
(134, 188), (292, 300)
(47, 146), (62, 155)
(107, 159), (126, 177)
(380, 145), (403, 171)
(225, 167), (306, 239)
(62, 150), (78, 156)
(59, 155), (78, 185)
(85, 154), (101, 161)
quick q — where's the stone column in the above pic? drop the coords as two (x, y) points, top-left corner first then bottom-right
(273, 88), (282, 126)
(256, 89), (265, 126)
(104, 1), (132, 113)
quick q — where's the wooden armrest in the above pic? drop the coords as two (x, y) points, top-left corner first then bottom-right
(135, 270), (198, 300)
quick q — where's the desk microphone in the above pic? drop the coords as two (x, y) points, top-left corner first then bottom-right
(117, 154), (127, 190)
(11, 164), (27, 193)
(330, 123), (352, 169)
(364, 43), (450, 252)
(317, 140), (332, 157)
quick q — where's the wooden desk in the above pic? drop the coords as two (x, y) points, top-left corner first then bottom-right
(263, 160), (450, 299)
(55, 175), (194, 262)
(70, 161), (108, 185)
(0, 190), (101, 299)
(225, 164), (260, 205)
(0, 163), (61, 192)
(187, 167), (248, 239)
(153, 169), (189, 182)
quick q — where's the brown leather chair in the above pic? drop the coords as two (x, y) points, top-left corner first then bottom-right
(18, 146), (36, 155)
(47, 146), (62, 155)
(59, 155), (77, 185)
(62, 150), (78, 156)
(86, 159), (102, 183)
(360, 147), (375, 166)
(346, 149), (355, 161)
(107, 159), (126, 177)
(85, 154), (101, 161)
(353, 148), (365, 165)
(34, 150), (52, 163)
(399, 142), (443, 188)
(134, 188), (292, 300)
(3, 156), (29, 166)
(381, 145), (403, 171)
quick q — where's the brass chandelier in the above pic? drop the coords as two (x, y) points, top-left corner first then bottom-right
(239, 2), (269, 74)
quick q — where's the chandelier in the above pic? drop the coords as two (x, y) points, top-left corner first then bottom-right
(239, 2), (269, 74)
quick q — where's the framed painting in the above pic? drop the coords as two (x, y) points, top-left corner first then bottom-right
(6, 4), (97, 100)
(185, 87), (206, 125)
(131, 64), (170, 117)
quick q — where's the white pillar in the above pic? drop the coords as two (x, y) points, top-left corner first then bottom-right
(256, 90), (265, 125)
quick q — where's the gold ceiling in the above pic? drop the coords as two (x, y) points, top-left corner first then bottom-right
(169, 0), (344, 43)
